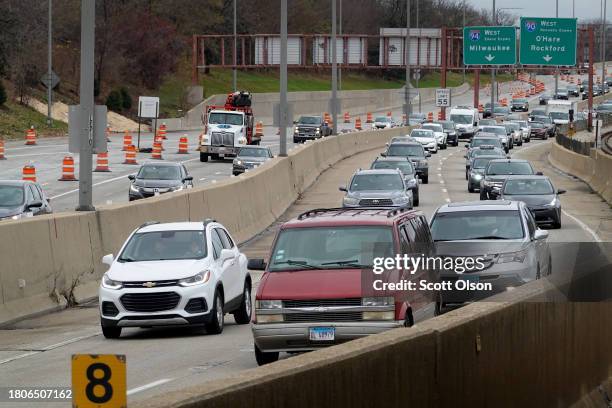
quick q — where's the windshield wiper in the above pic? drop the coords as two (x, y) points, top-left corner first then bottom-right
(272, 259), (322, 270)
(320, 259), (371, 268)
(118, 256), (137, 262)
(468, 236), (509, 240)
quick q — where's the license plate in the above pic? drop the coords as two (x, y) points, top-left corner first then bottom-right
(309, 327), (335, 341)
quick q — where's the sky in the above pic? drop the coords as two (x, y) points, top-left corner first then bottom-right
(467, 0), (607, 22)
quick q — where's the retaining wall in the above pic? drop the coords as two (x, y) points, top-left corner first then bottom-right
(0, 128), (406, 325)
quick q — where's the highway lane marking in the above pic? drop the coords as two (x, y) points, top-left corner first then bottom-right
(442, 188), (448, 193)
(561, 209), (602, 243)
(0, 331), (101, 365)
(445, 198), (451, 202)
(127, 378), (174, 396)
(4, 152), (66, 158)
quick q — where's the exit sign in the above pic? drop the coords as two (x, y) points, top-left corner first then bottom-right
(519, 17), (577, 66)
(463, 26), (517, 66)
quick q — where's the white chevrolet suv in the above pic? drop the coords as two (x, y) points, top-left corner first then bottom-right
(99, 220), (251, 338)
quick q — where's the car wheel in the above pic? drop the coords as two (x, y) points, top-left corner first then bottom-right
(413, 194), (419, 207)
(403, 309), (414, 327)
(468, 184), (475, 193)
(200, 152), (208, 162)
(232, 281), (252, 324)
(211, 154), (220, 160)
(422, 176), (428, 184)
(480, 190), (487, 200)
(552, 216), (562, 229)
(101, 323), (121, 339)
(465, 170), (468, 180)
(205, 290), (224, 334)
(526, 137), (530, 143)
(293, 138), (299, 143)
(255, 343), (279, 366)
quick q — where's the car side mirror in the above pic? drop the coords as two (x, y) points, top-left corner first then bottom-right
(102, 254), (114, 265)
(465, 144), (470, 148)
(293, 120), (298, 124)
(534, 229), (549, 240)
(557, 189), (566, 194)
(385, 142), (389, 146)
(247, 258), (266, 270)
(425, 152), (431, 158)
(380, 152), (387, 157)
(463, 155), (467, 159)
(183, 176), (194, 182)
(27, 200), (43, 209)
(536, 171), (544, 176)
(219, 248), (234, 262)
(339, 185), (348, 192)
(128, 175), (135, 181)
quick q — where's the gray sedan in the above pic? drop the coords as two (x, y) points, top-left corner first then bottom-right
(232, 146), (274, 175)
(340, 169), (412, 208)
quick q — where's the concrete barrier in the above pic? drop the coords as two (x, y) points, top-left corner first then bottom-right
(0, 127), (407, 325)
(131, 269), (612, 408)
(549, 142), (612, 205)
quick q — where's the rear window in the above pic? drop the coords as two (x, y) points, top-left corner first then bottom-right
(486, 162), (534, 175)
(371, 160), (414, 174)
(269, 226), (395, 271)
(411, 130), (434, 138)
(350, 173), (404, 191)
(481, 127), (505, 135)
(503, 179), (554, 195)
(431, 210), (524, 241)
(472, 138), (502, 148)
(387, 144), (425, 157)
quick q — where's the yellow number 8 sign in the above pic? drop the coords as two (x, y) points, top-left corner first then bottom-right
(72, 354), (126, 408)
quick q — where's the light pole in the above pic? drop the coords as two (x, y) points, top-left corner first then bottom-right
(416, 0), (421, 113)
(602, 0), (607, 87)
(47, 0), (52, 127)
(555, 0), (559, 95)
(405, 0), (412, 120)
(339, 0), (342, 91)
(491, 0), (495, 115)
(331, 0), (338, 134)
(279, 0), (287, 157)
(462, 0), (466, 84)
(232, 0), (237, 92)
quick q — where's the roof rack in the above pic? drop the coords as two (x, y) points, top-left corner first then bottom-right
(138, 221), (159, 229)
(297, 205), (414, 220)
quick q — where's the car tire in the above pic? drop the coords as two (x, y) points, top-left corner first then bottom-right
(101, 324), (121, 339)
(200, 152), (208, 162)
(468, 184), (475, 193)
(480, 190), (488, 200)
(211, 154), (220, 161)
(525, 137), (530, 143)
(403, 309), (414, 327)
(232, 281), (252, 325)
(413, 194), (419, 207)
(293, 138), (299, 143)
(552, 218), (562, 229)
(255, 343), (279, 366)
(548, 256), (553, 276)
(205, 290), (224, 334)
(422, 176), (429, 184)
(465, 170), (468, 180)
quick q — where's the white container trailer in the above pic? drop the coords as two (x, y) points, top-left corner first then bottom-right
(312, 36), (367, 64)
(255, 36), (302, 65)
(378, 28), (441, 67)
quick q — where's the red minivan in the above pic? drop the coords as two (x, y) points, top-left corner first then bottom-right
(248, 206), (435, 365)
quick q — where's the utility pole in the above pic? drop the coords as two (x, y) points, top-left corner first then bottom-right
(232, 0), (237, 91)
(602, 0), (607, 87)
(405, 0), (412, 121)
(416, 0), (421, 113)
(462, 0), (466, 84)
(331, 0), (338, 134)
(76, 0), (95, 211)
(339, 0), (342, 91)
(555, 0), (559, 95)
(47, 0), (52, 127)
(491, 0), (495, 115)
(279, 0), (288, 156)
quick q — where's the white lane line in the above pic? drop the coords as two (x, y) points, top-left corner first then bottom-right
(0, 351), (39, 365)
(439, 180), (445, 184)
(445, 198), (451, 203)
(561, 209), (602, 243)
(0, 331), (101, 365)
(50, 174), (132, 200)
(437, 167), (442, 171)
(5, 152), (65, 158)
(127, 378), (174, 396)
(199, 177), (207, 181)
(442, 188), (448, 193)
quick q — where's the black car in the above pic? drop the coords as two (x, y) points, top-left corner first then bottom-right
(0, 180), (52, 221)
(128, 162), (193, 201)
(371, 156), (420, 206)
(480, 159), (539, 200)
(467, 155), (502, 193)
(510, 98), (529, 112)
(567, 85), (580, 97)
(500, 175), (565, 228)
(483, 102), (501, 118)
(554, 88), (569, 100)
(382, 142), (431, 184)
(293, 115), (331, 143)
(232, 146), (274, 175)
(539, 94), (552, 105)
(435, 120), (459, 146)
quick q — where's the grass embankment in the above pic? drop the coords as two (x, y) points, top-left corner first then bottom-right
(0, 100), (67, 140)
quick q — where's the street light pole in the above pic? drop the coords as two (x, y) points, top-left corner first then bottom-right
(463, 0), (466, 84)
(339, 0), (342, 91)
(555, 0), (559, 95)
(331, 0), (338, 134)
(47, 0), (52, 127)
(602, 0), (607, 87)
(416, 0), (421, 113)
(232, 0), (237, 92)
(491, 0), (495, 114)
(405, 0), (412, 120)
(279, 0), (288, 157)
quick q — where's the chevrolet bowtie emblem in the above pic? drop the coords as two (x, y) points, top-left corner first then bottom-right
(143, 281), (156, 288)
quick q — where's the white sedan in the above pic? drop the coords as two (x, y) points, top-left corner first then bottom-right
(410, 128), (438, 153)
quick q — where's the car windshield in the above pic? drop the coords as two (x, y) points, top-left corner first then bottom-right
(481, 126), (505, 135)
(505, 123), (520, 131)
(531, 110), (546, 116)
(515, 121), (528, 127)
(512, 99), (527, 103)
(238, 148), (269, 158)
(137, 165), (181, 180)
(472, 148), (501, 158)
(349, 173), (403, 191)
(503, 179), (554, 195)
(371, 160), (414, 174)
(431, 210), (524, 241)
(486, 162), (533, 175)
(387, 144), (425, 157)
(472, 138), (502, 148)
(439, 122), (454, 130)
(473, 158), (495, 169)
(493, 107), (509, 113)
(422, 124), (442, 132)
(411, 130), (434, 138)
(375, 117), (389, 122)
(450, 114), (472, 124)
(119, 230), (207, 261)
(268, 226), (394, 271)
(597, 104), (612, 111)
(298, 116), (321, 124)
(208, 112), (243, 125)
(549, 112), (569, 119)
(536, 117), (552, 124)
(0, 185), (25, 207)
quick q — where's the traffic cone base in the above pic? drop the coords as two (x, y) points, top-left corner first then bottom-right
(123, 145), (138, 165)
(94, 152), (111, 172)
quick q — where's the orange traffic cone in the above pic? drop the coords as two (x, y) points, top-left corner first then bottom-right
(437, 111), (443, 120)
(122, 131), (132, 151)
(159, 123), (167, 140)
(22, 165), (36, 182)
(25, 126), (37, 146)
(255, 121), (264, 137)
(427, 112), (433, 121)
(355, 117), (362, 130)
(94, 152), (111, 172)
(0, 139), (5, 160)
(123, 145), (138, 165)
(177, 135), (189, 154)
(343, 112), (350, 123)
(58, 156), (78, 181)
(151, 142), (163, 160)
(387, 111), (392, 117)
(365, 112), (372, 123)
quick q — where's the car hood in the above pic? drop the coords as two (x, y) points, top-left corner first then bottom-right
(0, 206), (24, 218)
(485, 175), (515, 182)
(209, 124), (241, 133)
(107, 259), (207, 281)
(237, 156), (268, 163)
(413, 136), (436, 143)
(296, 124), (320, 129)
(501, 194), (555, 207)
(347, 190), (404, 199)
(434, 241), (527, 257)
(134, 179), (182, 188)
(258, 269), (362, 299)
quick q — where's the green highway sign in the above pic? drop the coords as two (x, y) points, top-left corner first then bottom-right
(463, 26), (517, 66)
(519, 17), (577, 66)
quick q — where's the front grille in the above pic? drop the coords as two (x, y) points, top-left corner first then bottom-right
(359, 198), (394, 206)
(211, 132), (234, 146)
(284, 311), (363, 322)
(122, 280), (179, 288)
(283, 298), (361, 308)
(297, 127), (316, 135)
(102, 301), (119, 317)
(120, 292), (181, 312)
(185, 298), (208, 314)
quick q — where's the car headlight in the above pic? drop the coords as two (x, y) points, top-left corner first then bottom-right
(256, 300), (282, 309)
(294, 128), (299, 133)
(130, 184), (140, 192)
(362, 296), (394, 306)
(256, 314), (284, 323)
(483, 180), (493, 186)
(178, 270), (211, 287)
(497, 249), (527, 264)
(473, 173), (483, 180)
(394, 194), (411, 204)
(235, 160), (243, 166)
(11, 213), (22, 220)
(548, 197), (558, 206)
(343, 196), (360, 206)
(102, 274), (122, 290)
(405, 178), (417, 187)
(363, 311), (395, 320)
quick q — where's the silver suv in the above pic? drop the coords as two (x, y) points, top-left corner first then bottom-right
(340, 169), (413, 208)
(430, 200), (551, 313)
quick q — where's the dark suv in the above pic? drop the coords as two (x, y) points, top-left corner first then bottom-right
(480, 159), (539, 200)
(293, 115), (331, 143)
(128, 162), (194, 201)
(248, 206), (436, 365)
(382, 142), (430, 184)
